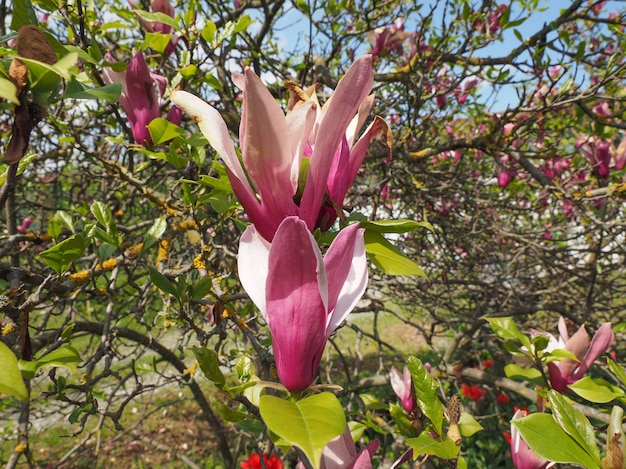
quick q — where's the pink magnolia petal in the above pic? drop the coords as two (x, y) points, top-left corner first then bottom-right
(547, 361), (570, 392)
(266, 217), (327, 391)
(300, 55), (374, 229)
(125, 51), (161, 143)
(237, 225), (270, 321)
(390, 366), (410, 402)
(334, 116), (389, 205)
(574, 322), (614, 380)
(241, 69), (299, 226)
(511, 410), (550, 469)
(345, 94), (375, 147)
(324, 223), (367, 335)
(558, 316), (569, 342)
(389, 449), (414, 469)
(169, 91), (244, 183)
(320, 426), (358, 469)
(326, 137), (351, 204)
(566, 325), (590, 361)
(285, 100), (317, 190)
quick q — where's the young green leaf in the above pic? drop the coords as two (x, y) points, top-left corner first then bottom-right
(547, 390), (601, 465)
(407, 356), (444, 436)
(0, 342), (28, 402)
(364, 230), (426, 276)
(512, 413), (602, 468)
(192, 347), (225, 388)
(148, 267), (181, 302)
(19, 344), (82, 380)
(406, 433), (460, 459)
(259, 393), (346, 469)
(38, 234), (85, 274)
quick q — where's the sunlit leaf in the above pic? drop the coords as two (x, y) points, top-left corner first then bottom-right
(19, 344), (82, 380)
(0, 342), (28, 402)
(38, 234), (85, 274)
(259, 393), (346, 469)
(364, 230), (426, 276)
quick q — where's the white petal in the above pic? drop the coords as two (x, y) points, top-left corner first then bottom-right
(237, 225), (270, 321)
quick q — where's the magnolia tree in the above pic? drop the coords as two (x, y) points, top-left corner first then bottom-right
(0, 0), (625, 468)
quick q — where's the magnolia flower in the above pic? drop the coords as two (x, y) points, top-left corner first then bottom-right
(509, 409), (555, 469)
(102, 51), (181, 145)
(547, 317), (614, 392)
(319, 426), (379, 469)
(389, 365), (416, 413)
(238, 216), (367, 392)
(171, 55), (386, 240)
(367, 18), (411, 58)
(577, 137), (612, 178)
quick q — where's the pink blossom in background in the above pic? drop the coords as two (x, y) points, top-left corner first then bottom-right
(576, 137), (612, 178)
(17, 218), (34, 233)
(102, 51), (181, 145)
(367, 18), (411, 58)
(389, 365), (417, 413)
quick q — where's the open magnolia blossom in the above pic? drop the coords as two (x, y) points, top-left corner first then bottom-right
(238, 216), (367, 392)
(546, 317), (614, 392)
(509, 409), (555, 469)
(171, 55), (389, 241)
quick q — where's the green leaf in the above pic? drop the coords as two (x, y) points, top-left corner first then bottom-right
(607, 358), (626, 388)
(217, 404), (249, 422)
(19, 52), (78, 92)
(11, 0), (39, 29)
(512, 413), (602, 468)
(547, 390), (601, 464)
(148, 118), (185, 145)
(235, 356), (254, 381)
(38, 234), (85, 274)
(360, 393), (388, 411)
(259, 393), (346, 469)
(190, 277), (212, 301)
(197, 174), (234, 193)
(90, 200), (117, 238)
(0, 342), (28, 401)
(143, 217), (167, 250)
(133, 10), (178, 29)
(143, 32), (173, 54)
(201, 22), (216, 43)
(360, 219), (434, 234)
(389, 402), (416, 436)
(63, 79), (122, 103)
(407, 356), (444, 436)
(504, 363), (543, 383)
(485, 317), (531, 349)
(148, 266), (181, 302)
(19, 344), (82, 380)
(406, 433), (460, 459)
(568, 376), (625, 404)
(192, 347), (225, 388)
(459, 412), (483, 437)
(364, 230), (426, 276)
(0, 77), (19, 104)
(0, 152), (37, 185)
(54, 210), (75, 232)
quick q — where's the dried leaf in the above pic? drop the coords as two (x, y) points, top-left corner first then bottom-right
(16, 25), (57, 65)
